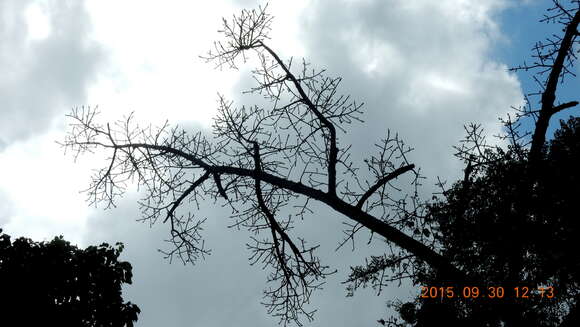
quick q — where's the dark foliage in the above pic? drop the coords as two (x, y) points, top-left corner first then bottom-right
(0, 229), (140, 326)
(392, 117), (580, 327)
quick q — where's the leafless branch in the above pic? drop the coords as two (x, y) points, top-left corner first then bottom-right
(62, 4), (466, 325)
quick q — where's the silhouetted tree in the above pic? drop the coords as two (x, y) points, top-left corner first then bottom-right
(0, 229), (140, 326)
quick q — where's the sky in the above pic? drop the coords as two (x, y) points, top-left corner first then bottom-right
(1, 0), (579, 326)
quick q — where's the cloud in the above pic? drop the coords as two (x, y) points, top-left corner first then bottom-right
(0, 129), (94, 245)
(295, 0), (523, 182)
(0, 0), (105, 147)
(0, 189), (14, 228)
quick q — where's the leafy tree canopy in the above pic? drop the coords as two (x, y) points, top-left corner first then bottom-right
(0, 229), (140, 327)
(376, 116), (580, 327)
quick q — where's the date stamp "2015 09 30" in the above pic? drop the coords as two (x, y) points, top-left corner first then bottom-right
(420, 286), (555, 300)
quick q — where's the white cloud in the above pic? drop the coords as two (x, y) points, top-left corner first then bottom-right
(0, 129), (97, 244)
(83, 1), (250, 126)
(24, 2), (52, 41)
(298, 0), (523, 181)
(0, 0), (105, 146)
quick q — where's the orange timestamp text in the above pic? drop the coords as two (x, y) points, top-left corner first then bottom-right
(419, 286), (555, 299)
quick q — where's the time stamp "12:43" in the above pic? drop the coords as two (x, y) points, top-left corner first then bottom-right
(420, 286), (555, 299)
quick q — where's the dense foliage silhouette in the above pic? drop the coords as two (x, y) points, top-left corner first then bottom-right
(388, 117), (580, 326)
(0, 229), (140, 326)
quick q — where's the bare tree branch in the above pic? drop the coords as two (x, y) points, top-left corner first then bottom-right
(356, 164), (415, 209)
(62, 5), (468, 325)
(510, 1), (580, 165)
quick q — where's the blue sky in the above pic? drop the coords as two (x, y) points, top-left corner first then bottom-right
(496, 0), (580, 141)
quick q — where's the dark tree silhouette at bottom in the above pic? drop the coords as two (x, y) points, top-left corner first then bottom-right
(0, 229), (140, 327)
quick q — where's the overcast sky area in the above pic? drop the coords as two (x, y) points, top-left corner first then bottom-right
(1, 0), (579, 326)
